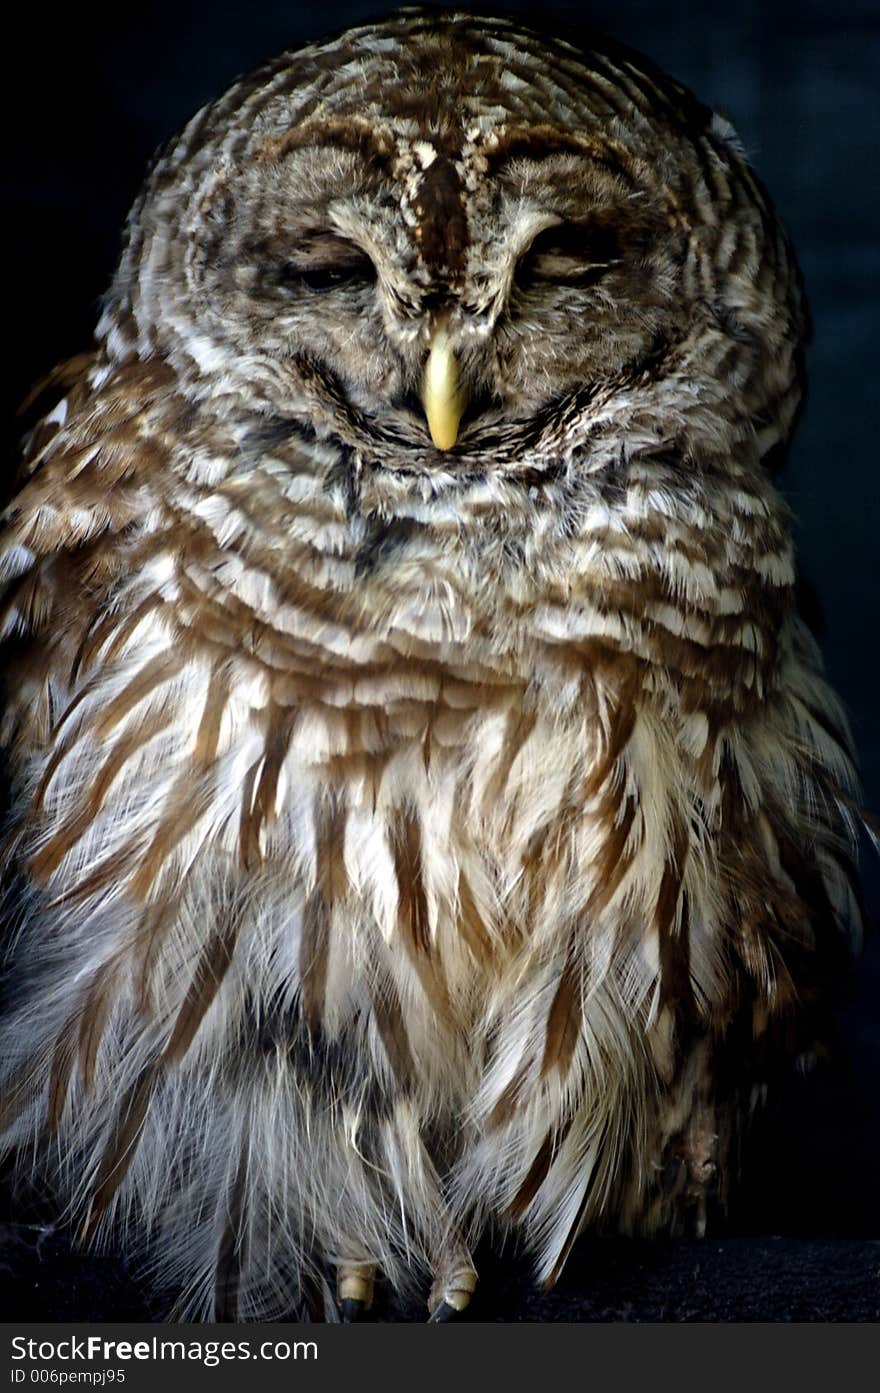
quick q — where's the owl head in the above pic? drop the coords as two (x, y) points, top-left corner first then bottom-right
(100, 9), (806, 501)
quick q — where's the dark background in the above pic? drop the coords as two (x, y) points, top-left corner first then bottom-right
(1, 0), (878, 1320)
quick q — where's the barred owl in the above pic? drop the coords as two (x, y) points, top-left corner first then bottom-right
(0, 9), (864, 1322)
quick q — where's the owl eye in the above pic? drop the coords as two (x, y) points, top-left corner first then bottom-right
(517, 222), (620, 288)
(274, 238), (376, 295)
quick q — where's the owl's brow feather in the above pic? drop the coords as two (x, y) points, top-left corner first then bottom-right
(483, 124), (641, 187)
(252, 116), (396, 169)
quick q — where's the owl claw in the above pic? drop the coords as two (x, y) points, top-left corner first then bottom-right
(427, 1300), (459, 1322)
(336, 1260), (376, 1318)
(341, 1298), (366, 1323)
(427, 1262), (477, 1320)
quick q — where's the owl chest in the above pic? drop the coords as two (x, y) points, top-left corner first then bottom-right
(263, 663), (660, 1017)
(27, 599), (674, 1062)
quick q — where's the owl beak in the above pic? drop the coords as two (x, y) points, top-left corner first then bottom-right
(421, 323), (468, 451)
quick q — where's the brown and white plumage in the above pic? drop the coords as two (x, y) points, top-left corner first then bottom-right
(0, 10), (863, 1319)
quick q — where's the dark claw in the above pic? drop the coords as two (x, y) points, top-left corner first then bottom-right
(341, 1297), (366, 1322)
(427, 1299), (458, 1322)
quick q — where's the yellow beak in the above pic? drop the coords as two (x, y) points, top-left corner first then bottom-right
(421, 323), (468, 451)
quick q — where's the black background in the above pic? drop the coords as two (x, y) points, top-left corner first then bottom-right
(1, 0), (878, 1320)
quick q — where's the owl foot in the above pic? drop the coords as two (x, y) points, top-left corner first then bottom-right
(426, 1262), (478, 1321)
(336, 1260), (376, 1320)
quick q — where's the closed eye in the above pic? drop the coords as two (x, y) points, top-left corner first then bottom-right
(516, 221), (620, 288)
(275, 235), (376, 294)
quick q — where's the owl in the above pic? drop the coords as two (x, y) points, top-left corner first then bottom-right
(0, 9), (864, 1323)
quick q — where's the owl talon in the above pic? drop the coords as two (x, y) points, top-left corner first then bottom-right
(336, 1261), (376, 1315)
(427, 1299), (459, 1323)
(427, 1262), (477, 1320)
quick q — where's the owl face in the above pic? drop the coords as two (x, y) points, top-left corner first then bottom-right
(106, 12), (805, 492)
(191, 136), (684, 431)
